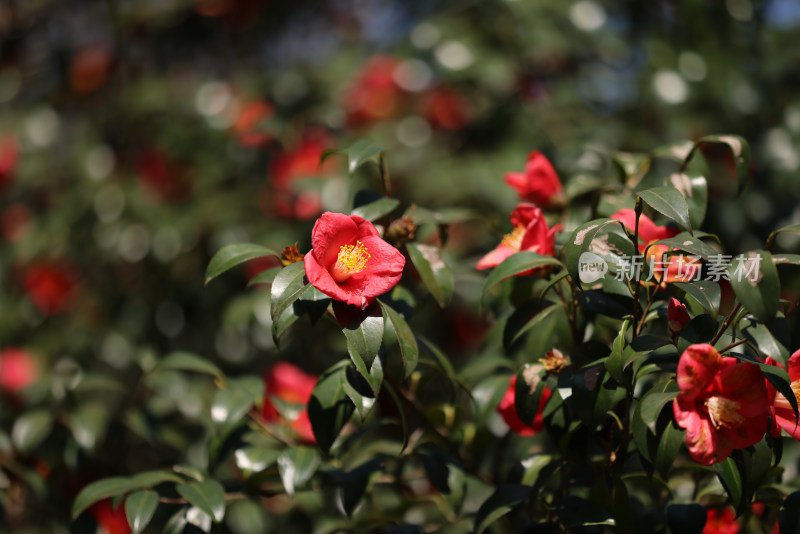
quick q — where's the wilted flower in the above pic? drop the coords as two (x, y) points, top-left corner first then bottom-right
(668, 297), (691, 333)
(540, 348), (567, 374)
(262, 362), (318, 443)
(497, 375), (551, 436)
(504, 151), (564, 208)
(673, 344), (769, 465)
(304, 212), (405, 309)
(280, 243), (305, 266)
(477, 203), (559, 273)
(765, 349), (800, 441)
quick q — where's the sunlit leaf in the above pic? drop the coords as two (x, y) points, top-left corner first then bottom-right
(637, 186), (691, 232)
(205, 244), (277, 285)
(176, 480), (226, 523)
(125, 490), (159, 534)
(407, 242), (454, 308)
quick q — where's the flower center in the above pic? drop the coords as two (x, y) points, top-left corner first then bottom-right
(773, 380), (800, 411)
(501, 225), (526, 251)
(331, 241), (370, 283)
(705, 396), (745, 429)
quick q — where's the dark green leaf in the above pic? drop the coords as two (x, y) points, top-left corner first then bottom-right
(669, 172), (708, 229)
(503, 301), (563, 349)
(514, 365), (546, 427)
(675, 281), (721, 321)
(345, 139), (384, 173)
(69, 403), (109, 451)
(666, 503), (707, 534)
(779, 490), (800, 534)
(131, 470), (185, 487)
(176, 480), (226, 523)
(234, 446), (280, 475)
(654, 419), (684, 478)
(125, 490), (159, 534)
(343, 311), (384, 393)
(270, 262), (312, 342)
(640, 390), (679, 434)
(688, 135), (751, 196)
(277, 447), (320, 496)
(474, 485), (529, 533)
(651, 232), (719, 261)
(605, 319), (630, 385)
(714, 457), (744, 513)
(72, 477), (140, 519)
(740, 317), (789, 364)
(211, 376), (263, 426)
(153, 352), (225, 383)
(12, 409), (53, 454)
(205, 244), (277, 285)
(351, 197), (400, 221)
(637, 186), (691, 232)
(378, 300), (418, 379)
(482, 251), (563, 302)
(308, 361), (356, 454)
(340, 460), (382, 517)
(554, 496), (615, 528)
(407, 242), (454, 308)
(246, 267), (279, 288)
(727, 250), (779, 325)
(766, 223), (800, 251)
(613, 151), (651, 186)
(564, 218), (625, 282)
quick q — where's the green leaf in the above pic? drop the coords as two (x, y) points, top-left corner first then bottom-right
(205, 244), (277, 285)
(637, 186), (691, 232)
(554, 496), (615, 528)
(378, 300), (418, 379)
(246, 267), (279, 288)
(125, 490), (159, 534)
(640, 390), (678, 434)
(613, 151), (651, 186)
(474, 485), (529, 533)
(345, 139), (384, 174)
(72, 477), (141, 519)
(654, 232), (720, 260)
(406, 242), (454, 308)
(654, 419), (685, 478)
(482, 251), (563, 302)
(153, 352), (225, 383)
(12, 409), (53, 453)
(270, 262), (312, 342)
(343, 311), (385, 393)
(564, 218), (626, 282)
(727, 250), (779, 325)
(714, 457), (744, 513)
(176, 480), (226, 523)
(668, 172), (708, 228)
(307, 361), (356, 454)
(675, 281), (721, 321)
(351, 197), (400, 221)
(69, 403), (109, 451)
(277, 446), (320, 496)
(211, 376), (263, 426)
(605, 318), (630, 385)
(688, 134), (751, 196)
(131, 470), (185, 487)
(740, 317), (789, 364)
(234, 446), (280, 475)
(514, 365), (547, 426)
(339, 459), (382, 517)
(766, 223), (800, 251)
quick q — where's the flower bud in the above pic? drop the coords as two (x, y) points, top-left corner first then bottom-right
(668, 297), (690, 333)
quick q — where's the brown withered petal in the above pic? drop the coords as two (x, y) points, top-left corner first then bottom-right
(281, 243), (305, 266)
(540, 348), (567, 374)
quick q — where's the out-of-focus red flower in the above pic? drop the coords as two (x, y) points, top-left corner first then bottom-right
(668, 297), (691, 333)
(22, 261), (80, 316)
(703, 506), (740, 534)
(263, 131), (335, 220)
(673, 344), (769, 465)
(233, 100), (274, 147)
(0, 348), (38, 394)
(90, 499), (131, 534)
(611, 209), (678, 251)
(476, 203), (559, 273)
(70, 47), (112, 95)
(1, 203), (32, 242)
(504, 151), (564, 208)
(0, 136), (18, 187)
(262, 362), (318, 443)
(420, 87), (471, 130)
(304, 212), (405, 310)
(497, 375), (551, 436)
(342, 56), (403, 125)
(135, 149), (193, 203)
(765, 349), (800, 440)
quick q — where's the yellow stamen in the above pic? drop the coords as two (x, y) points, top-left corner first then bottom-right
(705, 396), (745, 429)
(773, 380), (800, 411)
(501, 225), (526, 251)
(331, 241), (370, 283)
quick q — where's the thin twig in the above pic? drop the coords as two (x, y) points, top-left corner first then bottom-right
(710, 303), (742, 346)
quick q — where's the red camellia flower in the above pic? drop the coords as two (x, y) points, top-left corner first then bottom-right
(703, 506), (740, 534)
(22, 260), (81, 316)
(233, 100), (274, 147)
(765, 349), (800, 440)
(476, 203), (559, 272)
(504, 151), (565, 208)
(262, 362), (318, 443)
(673, 344), (769, 465)
(90, 499), (131, 534)
(497, 375), (551, 436)
(611, 208), (678, 252)
(668, 297), (691, 333)
(0, 136), (18, 188)
(342, 55), (403, 126)
(0, 348), (38, 394)
(304, 212), (405, 309)
(420, 86), (471, 131)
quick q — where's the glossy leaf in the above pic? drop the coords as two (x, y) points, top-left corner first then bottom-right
(637, 186), (691, 232)
(277, 446), (320, 496)
(234, 446), (281, 475)
(351, 196), (400, 221)
(474, 484), (529, 533)
(688, 134), (751, 195)
(125, 490), (159, 534)
(564, 218), (625, 282)
(69, 403), (109, 451)
(339, 459), (382, 517)
(12, 409), (53, 453)
(378, 300), (418, 379)
(740, 317), (788, 364)
(342, 311), (384, 393)
(345, 139), (384, 173)
(407, 242), (454, 308)
(482, 251), (563, 301)
(640, 390), (678, 434)
(205, 243), (277, 285)
(675, 281), (721, 320)
(503, 300), (562, 349)
(669, 172), (708, 228)
(652, 232), (719, 260)
(308, 361), (356, 454)
(72, 477), (141, 519)
(727, 250), (779, 325)
(714, 457), (744, 513)
(153, 352), (225, 383)
(131, 470), (185, 487)
(176, 480), (226, 523)
(211, 376), (263, 426)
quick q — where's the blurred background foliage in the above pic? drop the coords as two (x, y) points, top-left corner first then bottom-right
(2, 0), (800, 531)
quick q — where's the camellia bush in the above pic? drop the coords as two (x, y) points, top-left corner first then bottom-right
(57, 134), (800, 533)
